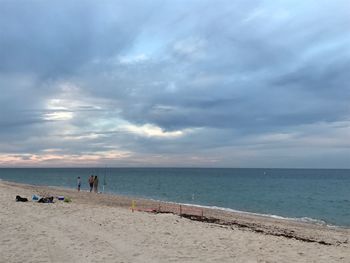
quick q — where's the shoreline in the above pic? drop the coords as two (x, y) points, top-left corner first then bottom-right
(2, 180), (349, 246)
(2, 178), (347, 230)
(1, 180), (349, 262)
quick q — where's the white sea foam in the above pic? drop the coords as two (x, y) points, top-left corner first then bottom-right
(154, 201), (336, 227)
(204, 205), (329, 225)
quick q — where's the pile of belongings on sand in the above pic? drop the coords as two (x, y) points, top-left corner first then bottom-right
(32, 194), (54, 203)
(15, 194), (69, 203)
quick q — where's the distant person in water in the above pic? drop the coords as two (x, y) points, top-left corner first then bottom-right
(88, 175), (94, 192)
(77, 176), (81, 192)
(93, 175), (99, 193)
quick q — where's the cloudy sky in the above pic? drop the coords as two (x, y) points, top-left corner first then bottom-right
(0, 0), (349, 168)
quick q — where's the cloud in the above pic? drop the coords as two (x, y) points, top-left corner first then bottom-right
(0, 0), (349, 167)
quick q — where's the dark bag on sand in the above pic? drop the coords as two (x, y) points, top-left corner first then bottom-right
(38, 196), (54, 203)
(16, 195), (28, 202)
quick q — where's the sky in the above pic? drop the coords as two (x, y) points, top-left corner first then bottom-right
(0, 0), (349, 168)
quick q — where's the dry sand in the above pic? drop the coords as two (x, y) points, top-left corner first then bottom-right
(0, 181), (349, 263)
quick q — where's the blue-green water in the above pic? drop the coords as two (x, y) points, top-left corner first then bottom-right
(0, 168), (349, 227)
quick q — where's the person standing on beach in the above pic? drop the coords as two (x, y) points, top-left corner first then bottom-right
(88, 175), (94, 192)
(93, 175), (99, 193)
(77, 177), (81, 192)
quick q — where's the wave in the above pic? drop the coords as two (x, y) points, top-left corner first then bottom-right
(156, 201), (337, 228)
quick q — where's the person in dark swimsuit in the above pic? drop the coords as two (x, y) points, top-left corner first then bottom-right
(88, 175), (94, 192)
(77, 177), (81, 191)
(93, 175), (99, 193)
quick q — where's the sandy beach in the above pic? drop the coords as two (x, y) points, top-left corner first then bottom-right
(0, 181), (349, 263)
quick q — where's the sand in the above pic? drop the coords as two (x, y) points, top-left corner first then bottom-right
(0, 181), (349, 263)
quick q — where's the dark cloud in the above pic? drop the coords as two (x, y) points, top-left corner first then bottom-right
(0, 0), (159, 76)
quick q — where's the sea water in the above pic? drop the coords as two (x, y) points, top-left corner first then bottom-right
(0, 168), (349, 227)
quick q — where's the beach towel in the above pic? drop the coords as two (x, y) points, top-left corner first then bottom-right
(32, 194), (40, 201)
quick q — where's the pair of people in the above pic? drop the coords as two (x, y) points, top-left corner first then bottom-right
(88, 175), (99, 193)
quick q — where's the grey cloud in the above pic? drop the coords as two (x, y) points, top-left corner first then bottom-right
(0, 0), (160, 77)
(1, 0), (350, 167)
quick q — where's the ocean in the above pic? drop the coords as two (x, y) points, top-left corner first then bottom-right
(0, 168), (349, 227)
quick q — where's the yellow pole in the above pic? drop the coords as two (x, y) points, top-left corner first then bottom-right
(131, 200), (136, 212)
